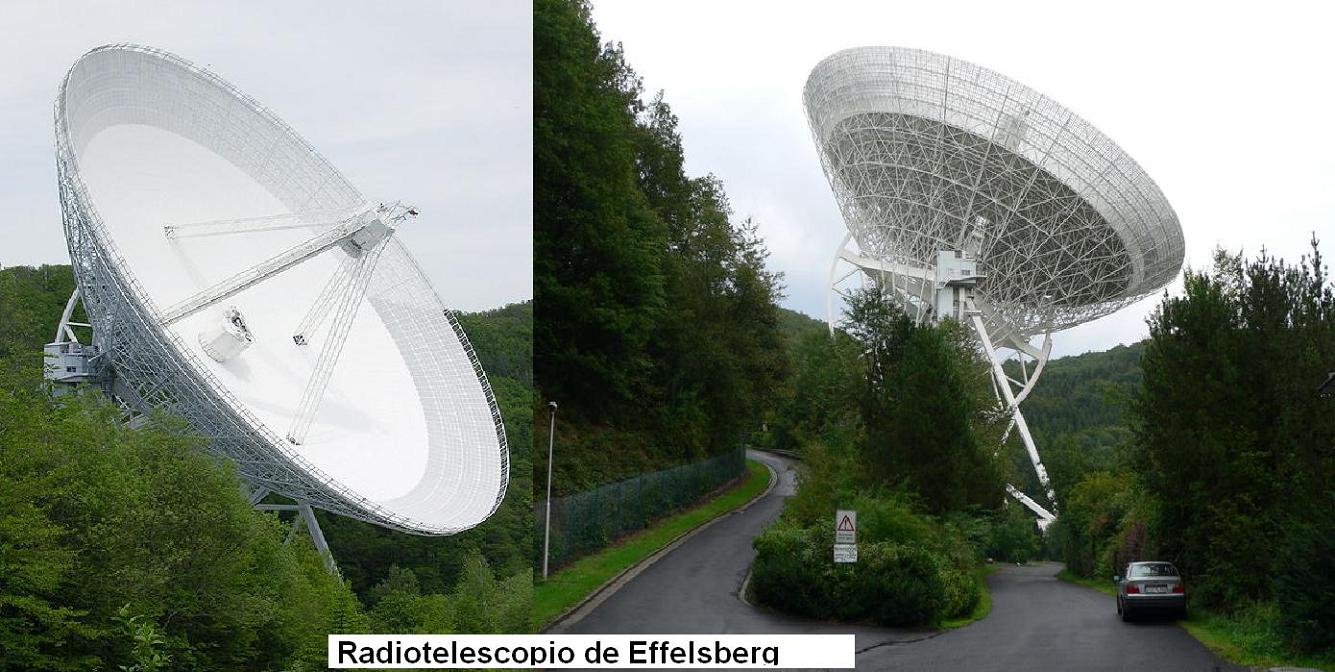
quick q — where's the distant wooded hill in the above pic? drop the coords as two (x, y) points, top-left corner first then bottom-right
(1022, 341), (1142, 445)
(771, 303), (1142, 502)
(775, 303), (1140, 446)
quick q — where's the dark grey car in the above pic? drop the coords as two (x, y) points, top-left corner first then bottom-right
(1115, 561), (1186, 621)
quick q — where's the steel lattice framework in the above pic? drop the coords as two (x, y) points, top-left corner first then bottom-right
(54, 45), (508, 536)
(804, 47), (1184, 523)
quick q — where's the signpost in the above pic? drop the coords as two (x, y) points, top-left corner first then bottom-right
(833, 544), (858, 563)
(835, 510), (856, 544)
(834, 509), (857, 563)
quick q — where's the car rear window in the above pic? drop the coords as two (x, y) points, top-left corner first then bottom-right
(1130, 563), (1178, 578)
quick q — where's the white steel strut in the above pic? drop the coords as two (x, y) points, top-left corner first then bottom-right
(53, 287), (93, 344)
(286, 235), (390, 445)
(158, 205), (406, 326)
(828, 239), (1059, 528)
(1006, 484), (1055, 527)
(163, 208), (356, 239)
(292, 253), (358, 346)
(965, 298), (1057, 528)
(158, 201), (417, 446)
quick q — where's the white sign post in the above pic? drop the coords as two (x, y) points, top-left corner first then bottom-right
(834, 509), (857, 563)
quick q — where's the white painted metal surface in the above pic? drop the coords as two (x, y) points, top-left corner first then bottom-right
(55, 44), (508, 535)
(806, 47), (1185, 522)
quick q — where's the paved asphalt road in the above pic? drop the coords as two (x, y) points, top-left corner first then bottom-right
(558, 450), (1240, 671)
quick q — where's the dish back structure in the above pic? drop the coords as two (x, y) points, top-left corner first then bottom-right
(52, 45), (508, 540)
(804, 47), (1184, 523)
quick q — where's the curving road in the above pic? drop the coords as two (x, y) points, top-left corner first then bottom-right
(556, 450), (1238, 671)
(860, 561), (1239, 671)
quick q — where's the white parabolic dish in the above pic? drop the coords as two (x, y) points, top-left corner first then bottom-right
(55, 44), (508, 535)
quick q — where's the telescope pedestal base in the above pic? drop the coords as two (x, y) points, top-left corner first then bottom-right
(249, 487), (339, 575)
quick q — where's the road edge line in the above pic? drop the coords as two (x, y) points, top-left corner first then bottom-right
(543, 456), (778, 633)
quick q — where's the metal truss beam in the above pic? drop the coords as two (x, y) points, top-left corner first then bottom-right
(163, 208), (354, 239)
(158, 215), (368, 326)
(255, 497), (338, 574)
(286, 237), (389, 445)
(966, 297), (1057, 512)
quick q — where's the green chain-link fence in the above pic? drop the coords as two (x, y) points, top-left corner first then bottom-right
(536, 447), (746, 571)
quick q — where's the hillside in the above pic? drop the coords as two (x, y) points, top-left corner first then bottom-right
(0, 264), (534, 666)
(0, 264), (79, 385)
(1007, 341), (1143, 505)
(1022, 341), (1143, 444)
(534, 0), (785, 496)
(765, 301), (1144, 499)
(0, 263), (533, 596)
(776, 305), (828, 349)
(770, 301), (1141, 454)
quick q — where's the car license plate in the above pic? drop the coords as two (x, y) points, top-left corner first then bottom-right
(1146, 585), (1169, 594)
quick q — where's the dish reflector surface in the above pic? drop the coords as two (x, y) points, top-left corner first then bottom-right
(804, 46), (1185, 339)
(56, 45), (507, 534)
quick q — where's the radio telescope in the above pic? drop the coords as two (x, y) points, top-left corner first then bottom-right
(46, 45), (509, 566)
(804, 47), (1184, 526)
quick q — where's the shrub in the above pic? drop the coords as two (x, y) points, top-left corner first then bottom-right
(1274, 494), (1335, 653)
(938, 565), (981, 619)
(857, 543), (948, 625)
(750, 522), (832, 619)
(751, 519), (977, 627)
(980, 507), (1040, 564)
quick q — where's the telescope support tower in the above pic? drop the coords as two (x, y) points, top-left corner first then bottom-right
(827, 237), (1058, 528)
(254, 495), (339, 576)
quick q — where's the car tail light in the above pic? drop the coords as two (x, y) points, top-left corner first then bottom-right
(1172, 584), (1185, 594)
(1126, 584), (1140, 594)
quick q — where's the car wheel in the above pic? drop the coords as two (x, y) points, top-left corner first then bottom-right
(1120, 603), (1133, 622)
(1116, 597), (1122, 616)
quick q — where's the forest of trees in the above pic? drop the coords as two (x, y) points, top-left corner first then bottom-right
(753, 288), (1039, 626)
(0, 265), (532, 671)
(1051, 241), (1335, 658)
(534, 0), (786, 497)
(998, 341), (1145, 511)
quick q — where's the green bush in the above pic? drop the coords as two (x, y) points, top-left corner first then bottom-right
(849, 492), (935, 548)
(938, 565), (981, 619)
(1274, 493), (1335, 653)
(857, 543), (948, 625)
(751, 518), (978, 626)
(982, 507), (1041, 564)
(750, 522), (833, 619)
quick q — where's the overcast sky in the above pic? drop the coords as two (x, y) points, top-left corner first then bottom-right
(0, 0), (530, 311)
(592, 0), (1335, 357)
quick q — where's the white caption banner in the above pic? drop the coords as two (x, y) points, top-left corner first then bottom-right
(329, 634), (855, 669)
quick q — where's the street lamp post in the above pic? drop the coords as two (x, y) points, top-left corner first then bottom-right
(543, 400), (557, 580)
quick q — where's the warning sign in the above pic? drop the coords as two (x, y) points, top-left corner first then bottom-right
(835, 509), (856, 544)
(834, 543), (858, 564)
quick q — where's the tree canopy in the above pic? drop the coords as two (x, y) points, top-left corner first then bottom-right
(0, 265), (533, 670)
(1049, 239), (1335, 656)
(534, 0), (785, 495)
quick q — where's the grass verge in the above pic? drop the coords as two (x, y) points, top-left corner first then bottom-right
(1179, 608), (1335, 672)
(1057, 569), (1335, 671)
(941, 563), (1003, 629)
(533, 459), (771, 629)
